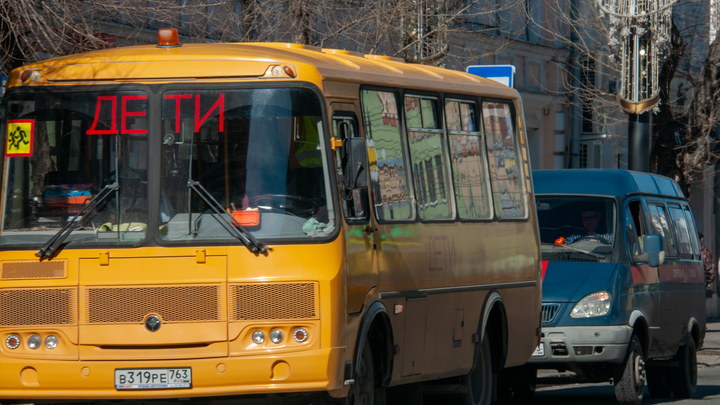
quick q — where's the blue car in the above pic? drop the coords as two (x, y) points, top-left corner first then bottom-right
(519, 169), (705, 404)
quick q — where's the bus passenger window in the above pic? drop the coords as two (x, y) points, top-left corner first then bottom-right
(626, 200), (645, 257)
(361, 90), (413, 221)
(668, 205), (693, 258)
(333, 116), (368, 221)
(405, 96), (452, 220)
(481, 102), (526, 219)
(648, 203), (677, 257)
(446, 100), (492, 219)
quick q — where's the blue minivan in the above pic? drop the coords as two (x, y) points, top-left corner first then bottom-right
(519, 170), (706, 404)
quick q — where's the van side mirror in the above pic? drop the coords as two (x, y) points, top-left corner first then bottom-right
(342, 137), (368, 190)
(633, 234), (664, 267)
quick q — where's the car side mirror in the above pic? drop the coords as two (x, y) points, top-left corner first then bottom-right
(342, 137), (368, 190)
(633, 233), (664, 267)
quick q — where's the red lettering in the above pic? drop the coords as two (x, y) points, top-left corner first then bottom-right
(164, 94), (192, 132)
(195, 94), (224, 133)
(121, 95), (148, 134)
(86, 96), (119, 135)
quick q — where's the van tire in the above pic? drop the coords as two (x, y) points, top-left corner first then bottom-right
(614, 335), (645, 405)
(670, 337), (697, 399)
(457, 333), (492, 405)
(646, 365), (672, 398)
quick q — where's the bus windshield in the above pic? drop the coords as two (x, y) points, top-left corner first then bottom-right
(536, 195), (617, 255)
(160, 87), (334, 241)
(2, 90), (149, 246)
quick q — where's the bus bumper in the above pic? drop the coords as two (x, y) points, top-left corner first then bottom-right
(0, 347), (343, 400)
(526, 325), (632, 364)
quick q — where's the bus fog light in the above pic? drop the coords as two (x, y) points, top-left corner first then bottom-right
(293, 328), (308, 343)
(271, 66), (284, 77)
(27, 335), (41, 349)
(45, 335), (59, 349)
(6, 335), (20, 349)
(252, 330), (265, 344)
(270, 329), (283, 344)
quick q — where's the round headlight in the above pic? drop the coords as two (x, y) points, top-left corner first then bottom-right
(252, 330), (265, 344)
(45, 335), (59, 349)
(27, 335), (41, 350)
(293, 328), (308, 343)
(270, 329), (283, 344)
(6, 334), (20, 350)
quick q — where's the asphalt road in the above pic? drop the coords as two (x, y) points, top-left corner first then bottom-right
(525, 365), (720, 404)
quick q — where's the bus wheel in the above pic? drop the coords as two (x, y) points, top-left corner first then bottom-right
(614, 335), (645, 405)
(670, 336), (697, 399)
(349, 340), (375, 405)
(646, 365), (672, 398)
(458, 333), (492, 405)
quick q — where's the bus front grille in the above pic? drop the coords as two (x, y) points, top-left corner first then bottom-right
(86, 285), (221, 323)
(229, 282), (317, 321)
(1, 260), (67, 279)
(542, 303), (561, 324)
(0, 287), (76, 326)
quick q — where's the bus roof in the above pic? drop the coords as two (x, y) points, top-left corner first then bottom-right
(7, 42), (518, 99)
(533, 169), (685, 199)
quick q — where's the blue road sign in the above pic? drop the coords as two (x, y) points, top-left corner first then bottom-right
(466, 65), (515, 88)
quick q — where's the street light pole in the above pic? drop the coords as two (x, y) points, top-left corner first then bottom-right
(628, 112), (651, 172)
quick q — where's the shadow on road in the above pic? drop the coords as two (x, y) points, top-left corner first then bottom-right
(498, 383), (720, 404)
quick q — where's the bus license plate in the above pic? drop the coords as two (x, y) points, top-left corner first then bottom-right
(115, 368), (192, 390)
(532, 343), (544, 356)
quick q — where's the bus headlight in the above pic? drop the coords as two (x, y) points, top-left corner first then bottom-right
(45, 335), (59, 349)
(570, 291), (611, 318)
(27, 335), (41, 349)
(270, 329), (283, 344)
(6, 334), (20, 349)
(252, 330), (265, 344)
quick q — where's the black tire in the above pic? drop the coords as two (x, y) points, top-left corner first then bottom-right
(349, 340), (376, 405)
(457, 334), (492, 405)
(614, 335), (645, 405)
(670, 337), (697, 399)
(646, 365), (672, 398)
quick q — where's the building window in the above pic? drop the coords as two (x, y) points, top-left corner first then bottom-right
(580, 57), (595, 133)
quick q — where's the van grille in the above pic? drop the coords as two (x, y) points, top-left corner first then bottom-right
(229, 283), (317, 321)
(1, 260), (66, 279)
(86, 285), (220, 323)
(0, 288), (76, 326)
(542, 303), (561, 324)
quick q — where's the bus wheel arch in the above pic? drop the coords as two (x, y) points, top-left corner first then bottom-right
(354, 300), (394, 388)
(480, 291), (508, 373)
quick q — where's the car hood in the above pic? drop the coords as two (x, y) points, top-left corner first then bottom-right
(542, 261), (618, 303)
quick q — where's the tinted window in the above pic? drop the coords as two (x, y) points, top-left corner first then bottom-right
(361, 90), (413, 221)
(482, 102), (525, 219)
(668, 205), (693, 258)
(648, 203), (677, 257)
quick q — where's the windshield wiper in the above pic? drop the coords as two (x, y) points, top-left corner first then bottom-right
(187, 179), (268, 255)
(36, 182), (119, 259)
(540, 242), (605, 260)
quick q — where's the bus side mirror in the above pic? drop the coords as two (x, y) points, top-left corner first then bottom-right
(342, 137), (368, 190)
(633, 234), (664, 267)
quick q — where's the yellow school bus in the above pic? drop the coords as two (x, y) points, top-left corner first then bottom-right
(0, 29), (541, 404)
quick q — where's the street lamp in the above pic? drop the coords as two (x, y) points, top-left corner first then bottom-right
(597, 0), (674, 171)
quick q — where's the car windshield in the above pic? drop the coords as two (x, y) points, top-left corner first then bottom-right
(536, 195), (617, 255)
(160, 87), (334, 241)
(1, 90), (148, 246)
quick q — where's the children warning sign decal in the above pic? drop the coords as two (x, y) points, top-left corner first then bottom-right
(6, 120), (34, 157)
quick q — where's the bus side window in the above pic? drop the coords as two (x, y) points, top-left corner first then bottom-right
(648, 203), (677, 257)
(683, 207), (701, 258)
(333, 116), (368, 221)
(626, 200), (645, 257)
(360, 90), (414, 222)
(668, 204), (693, 259)
(481, 101), (526, 219)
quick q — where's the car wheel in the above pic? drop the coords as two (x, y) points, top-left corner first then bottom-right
(670, 336), (697, 399)
(614, 335), (645, 405)
(457, 333), (492, 405)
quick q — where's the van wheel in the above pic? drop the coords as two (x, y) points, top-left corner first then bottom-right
(349, 340), (376, 405)
(670, 337), (697, 399)
(646, 365), (672, 398)
(457, 333), (492, 405)
(614, 335), (645, 405)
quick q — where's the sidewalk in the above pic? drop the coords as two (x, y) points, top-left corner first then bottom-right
(699, 318), (720, 368)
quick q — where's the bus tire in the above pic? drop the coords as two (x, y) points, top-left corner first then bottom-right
(613, 335), (645, 405)
(646, 365), (672, 398)
(458, 333), (492, 405)
(670, 336), (697, 399)
(349, 339), (376, 405)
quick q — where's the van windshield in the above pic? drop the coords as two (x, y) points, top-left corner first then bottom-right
(536, 196), (617, 256)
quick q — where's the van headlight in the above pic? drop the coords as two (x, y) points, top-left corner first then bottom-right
(570, 291), (611, 318)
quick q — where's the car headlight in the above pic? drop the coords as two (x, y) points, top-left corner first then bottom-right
(570, 291), (611, 318)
